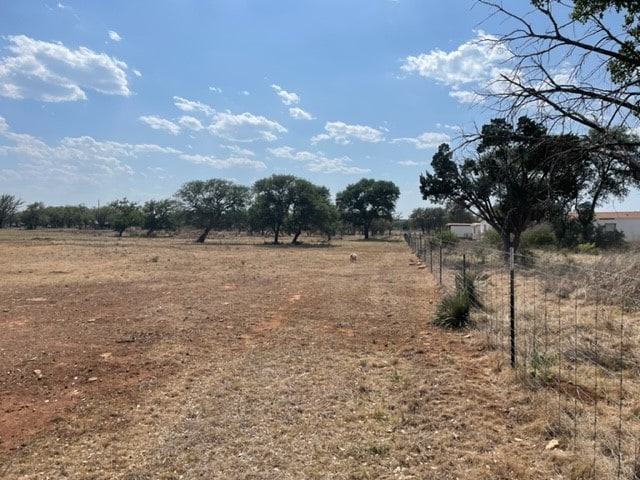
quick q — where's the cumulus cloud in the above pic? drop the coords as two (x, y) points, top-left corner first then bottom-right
(180, 153), (266, 169)
(311, 121), (385, 145)
(173, 96), (215, 116)
(0, 35), (132, 102)
(289, 107), (314, 120)
(139, 115), (181, 135)
(268, 146), (370, 174)
(0, 116), (178, 185)
(208, 112), (287, 142)
(390, 131), (450, 149)
(271, 84), (300, 105)
(108, 30), (122, 42)
(401, 30), (511, 87)
(221, 144), (255, 157)
(178, 115), (204, 131)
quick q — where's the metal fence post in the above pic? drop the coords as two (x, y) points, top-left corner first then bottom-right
(510, 246), (516, 368)
(439, 239), (443, 286)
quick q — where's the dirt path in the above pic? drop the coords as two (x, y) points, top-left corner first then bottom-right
(0, 232), (564, 479)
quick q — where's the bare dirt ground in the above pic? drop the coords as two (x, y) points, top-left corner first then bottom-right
(0, 230), (570, 479)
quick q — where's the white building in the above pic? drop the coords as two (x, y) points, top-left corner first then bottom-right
(594, 211), (640, 241)
(445, 222), (489, 240)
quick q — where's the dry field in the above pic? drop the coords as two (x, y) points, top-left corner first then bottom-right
(0, 229), (582, 479)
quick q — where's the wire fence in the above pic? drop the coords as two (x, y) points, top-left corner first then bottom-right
(405, 232), (640, 479)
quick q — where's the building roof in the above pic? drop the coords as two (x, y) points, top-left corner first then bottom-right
(594, 211), (640, 220)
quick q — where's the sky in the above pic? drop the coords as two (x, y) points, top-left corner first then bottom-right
(0, 0), (638, 218)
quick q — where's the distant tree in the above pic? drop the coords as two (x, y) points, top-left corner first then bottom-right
(142, 199), (181, 236)
(285, 180), (339, 243)
(336, 179), (400, 240)
(479, 0), (640, 179)
(409, 207), (447, 234)
(0, 194), (22, 228)
(420, 117), (588, 254)
(108, 199), (142, 237)
(445, 204), (477, 224)
(176, 179), (250, 243)
(21, 202), (47, 229)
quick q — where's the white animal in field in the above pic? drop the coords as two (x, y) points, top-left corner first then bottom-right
(350, 253), (358, 263)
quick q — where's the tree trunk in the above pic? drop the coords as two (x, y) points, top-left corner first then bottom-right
(196, 226), (211, 243)
(291, 229), (301, 244)
(363, 226), (370, 240)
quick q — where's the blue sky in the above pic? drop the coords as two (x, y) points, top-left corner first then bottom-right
(0, 1), (637, 217)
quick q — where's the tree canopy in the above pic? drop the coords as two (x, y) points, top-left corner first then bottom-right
(420, 117), (589, 253)
(0, 194), (22, 228)
(249, 174), (338, 244)
(479, 0), (640, 179)
(176, 179), (250, 243)
(336, 178), (400, 240)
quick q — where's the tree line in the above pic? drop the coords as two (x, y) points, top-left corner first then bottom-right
(0, 176), (400, 244)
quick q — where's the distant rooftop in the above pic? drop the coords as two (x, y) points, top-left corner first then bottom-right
(594, 211), (640, 220)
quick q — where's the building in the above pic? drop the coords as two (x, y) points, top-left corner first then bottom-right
(445, 222), (489, 240)
(593, 211), (640, 241)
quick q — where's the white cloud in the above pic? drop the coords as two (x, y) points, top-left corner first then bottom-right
(0, 117), (178, 185)
(239, 90), (250, 96)
(271, 84), (300, 105)
(221, 144), (255, 157)
(208, 111), (287, 142)
(108, 30), (122, 42)
(173, 96), (215, 116)
(180, 154), (266, 169)
(401, 30), (510, 86)
(178, 115), (204, 131)
(0, 35), (131, 102)
(289, 107), (314, 120)
(209, 86), (222, 93)
(398, 160), (420, 166)
(139, 115), (181, 135)
(268, 146), (370, 174)
(390, 131), (450, 149)
(311, 121), (385, 145)
(133, 69), (142, 77)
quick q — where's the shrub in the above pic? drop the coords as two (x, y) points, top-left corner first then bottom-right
(594, 227), (626, 250)
(432, 230), (459, 247)
(576, 242), (597, 255)
(455, 270), (482, 309)
(521, 224), (556, 248)
(481, 229), (501, 249)
(432, 290), (471, 329)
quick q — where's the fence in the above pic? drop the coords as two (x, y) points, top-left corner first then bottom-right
(405, 232), (640, 479)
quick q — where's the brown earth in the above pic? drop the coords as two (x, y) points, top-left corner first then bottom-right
(0, 230), (569, 479)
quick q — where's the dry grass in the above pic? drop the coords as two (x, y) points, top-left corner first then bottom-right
(0, 229), (594, 479)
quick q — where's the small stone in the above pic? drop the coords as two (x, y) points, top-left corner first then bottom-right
(33, 369), (43, 379)
(88, 377), (98, 382)
(545, 439), (560, 450)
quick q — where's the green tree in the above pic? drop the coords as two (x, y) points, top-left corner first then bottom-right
(142, 199), (181, 236)
(420, 117), (588, 254)
(336, 178), (400, 240)
(409, 207), (446, 234)
(0, 194), (22, 228)
(176, 179), (250, 243)
(285, 180), (339, 244)
(480, 0), (640, 179)
(21, 202), (47, 229)
(108, 199), (142, 237)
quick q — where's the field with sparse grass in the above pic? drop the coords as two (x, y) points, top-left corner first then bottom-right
(0, 228), (602, 479)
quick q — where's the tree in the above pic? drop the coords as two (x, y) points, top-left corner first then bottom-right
(409, 207), (446, 234)
(21, 202), (46, 229)
(0, 194), (22, 228)
(176, 179), (250, 243)
(108, 199), (142, 237)
(248, 175), (337, 244)
(420, 117), (588, 254)
(336, 179), (400, 240)
(479, 0), (640, 179)
(285, 180), (339, 244)
(142, 199), (181, 236)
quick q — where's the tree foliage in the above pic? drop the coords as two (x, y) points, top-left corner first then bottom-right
(176, 179), (250, 243)
(409, 207), (447, 234)
(336, 178), (400, 240)
(249, 175), (338, 244)
(108, 199), (142, 237)
(420, 117), (589, 253)
(479, 0), (640, 179)
(0, 194), (22, 228)
(142, 199), (181, 236)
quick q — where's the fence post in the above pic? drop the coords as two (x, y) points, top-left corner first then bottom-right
(510, 246), (516, 369)
(429, 238), (433, 273)
(439, 239), (443, 286)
